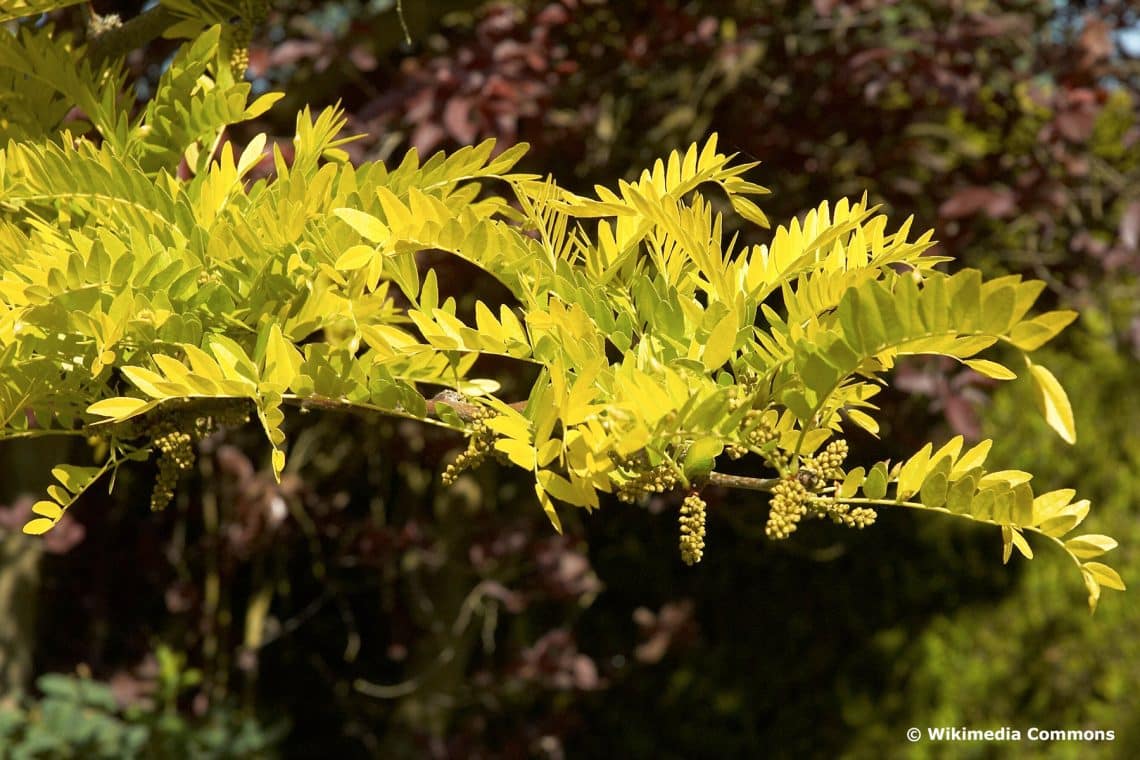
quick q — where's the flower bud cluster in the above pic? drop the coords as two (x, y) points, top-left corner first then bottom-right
(442, 406), (496, 485)
(812, 439), (849, 479)
(811, 496), (878, 530)
(795, 438), (849, 489)
(147, 401), (250, 512)
(230, 29), (251, 74)
(764, 437), (878, 539)
(734, 410), (791, 471)
(745, 412), (778, 449)
(679, 491), (707, 565)
(615, 461), (681, 503)
(766, 475), (810, 539)
(730, 370), (760, 407)
(228, 0), (266, 73)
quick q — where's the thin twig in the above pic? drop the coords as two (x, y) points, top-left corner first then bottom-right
(86, 5), (179, 68)
(707, 472), (780, 491)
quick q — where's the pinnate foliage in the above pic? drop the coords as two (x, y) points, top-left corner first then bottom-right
(0, 7), (1122, 611)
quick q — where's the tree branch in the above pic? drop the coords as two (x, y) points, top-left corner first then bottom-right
(707, 472), (780, 491)
(86, 6), (179, 69)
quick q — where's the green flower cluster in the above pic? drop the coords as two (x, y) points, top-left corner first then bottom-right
(679, 491), (707, 565)
(727, 408), (785, 465)
(147, 401), (250, 511)
(766, 475), (810, 539)
(824, 501), (877, 530)
(615, 460), (682, 503)
(441, 405), (497, 485)
(228, 0), (268, 74)
(765, 438), (876, 539)
(810, 439), (849, 480)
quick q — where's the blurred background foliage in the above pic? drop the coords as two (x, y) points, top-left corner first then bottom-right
(1, 0), (1138, 757)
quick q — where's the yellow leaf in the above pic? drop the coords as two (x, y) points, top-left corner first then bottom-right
(1082, 568), (1101, 613)
(950, 439), (992, 478)
(485, 412), (531, 441)
(535, 483), (563, 534)
(538, 470), (597, 508)
(1039, 499), (1091, 537)
(246, 92), (285, 119)
(495, 438), (536, 470)
(207, 335), (260, 384)
(845, 409), (879, 436)
(86, 397), (149, 418)
(334, 244), (376, 270)
(151, 354), (190, 382)
(180, 344), (226, 382)
(931, 435), (965, 466)
(963, 359), (1016, 380)
(919, 472), (948, 509)
(1065, 534), (1118, 560)
(1008, 310), (1078, 350)
(31, 500), (62, 519)
(838, 467), (865, 498)
(375, 187), (413, 231)
(333, 208), (390, 244)
(271, 449), (285, 482)
(120, 366), (171, 398)
(896, 443), (932, 500)
(536, 439), (562, 467)
(458, 378), (501, 396)
(22, 518), (56, 536)
(1082, 561), (1126, 591)
(701, 312), (738, 370)
(978, 470), (1032, 488)
(237, 132), (268, 176)
(1031, 488), (1077, 524)
(1010, 529), (1033, 560)
(731, 195), (770, 228)
(264, 324), (302, 389)
(1029, 361), (1076, 444)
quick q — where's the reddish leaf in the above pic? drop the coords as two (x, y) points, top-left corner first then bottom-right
(443, 95), (478, 143)
(939, 186), (1016, 219)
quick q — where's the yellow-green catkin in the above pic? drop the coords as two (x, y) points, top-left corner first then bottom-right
(679, 491), (707, 565)
(813, 439), (849, 479)
(765, 438), (877, 536)
(766, 474), (809, 539)
(617, 461), (681, 503)
(442, 406), (496, 485)
(149, 416), (195, 511)
(229, 0), (268, 75)
(147, 401), (250, 511)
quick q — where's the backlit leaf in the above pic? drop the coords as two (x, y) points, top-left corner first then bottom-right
(22, 518), (56, 536)
(702, 312), (738, 370)
(1065, 535), (1119, 560)
(863, 463), (888, 500)
(31, 500), (62, 519)
(963, 359), (1016, 380)
(87, 397), (149, 418)
(1029, 361), (1076, 444)
(334, 208), (390, 244)
(1082, 562), (1125, 591)
(334, 244), (376, 270)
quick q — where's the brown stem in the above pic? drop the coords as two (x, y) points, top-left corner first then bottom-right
(284, 392), (527, 424)
(86, 5), (179, 68)
(707, 472), (780, 491)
